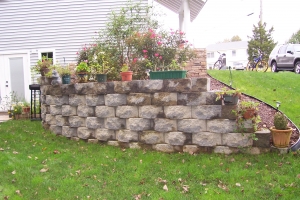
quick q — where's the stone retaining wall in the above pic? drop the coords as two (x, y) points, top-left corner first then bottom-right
(40, 77), (270, 154)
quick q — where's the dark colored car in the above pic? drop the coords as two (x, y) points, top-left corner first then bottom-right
(268, 44), (300, 73)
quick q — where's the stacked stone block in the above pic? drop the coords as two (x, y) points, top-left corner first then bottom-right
(40, 77), (270, 154)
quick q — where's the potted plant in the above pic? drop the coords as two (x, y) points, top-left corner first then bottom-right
(31, 56), (53, 76)
(215, 87), (241, 105)
(22, 100), (30, 113)
(90, 51), (114, 82)
(76, 61), (90, 83)
(57, 64), (72, 84)
(120, 64), (133, 81)
(0, 91), (20, 118)
(232, 100), (261, 133)
(269, 112), (292, 148)
(12, 103), (23, 120)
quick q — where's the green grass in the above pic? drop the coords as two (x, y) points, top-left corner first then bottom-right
(1, 120), (300, 199)
(208, 70), (300, 128)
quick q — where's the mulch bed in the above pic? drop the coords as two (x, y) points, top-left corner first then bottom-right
(203, 74), (299, 146)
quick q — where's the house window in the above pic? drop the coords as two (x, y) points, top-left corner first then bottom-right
(41, 52), (53, 59)
(232, 50), (236, 57)
(207, 52), (214, 58)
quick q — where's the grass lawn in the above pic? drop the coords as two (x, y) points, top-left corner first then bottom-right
(208, 70), (300, 128)
(1, 120), (300, 199)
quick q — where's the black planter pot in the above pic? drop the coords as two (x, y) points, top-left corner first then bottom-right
(62, 75), (71, 84)
(96, 74), (107, 82)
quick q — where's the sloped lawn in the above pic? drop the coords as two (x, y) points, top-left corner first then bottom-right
(208, 70), (300, 128)
(1, 120), (300, 199)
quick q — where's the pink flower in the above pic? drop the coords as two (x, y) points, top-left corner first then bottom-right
(154, 53), (159, 57)
(76, 52), (78, 55)
(133, 58), (138, 63)
(159, 56), (162, 60)
(171, 31), (174, 34)
(143, 50), (148, 53)
(179, 31), (184, 35)
(144, 55), (148, 59)
(157, 41), (162, 46)
(83, 47), (87, 51)
(150, 33), (155, 39)
(84, 60), (88, 63)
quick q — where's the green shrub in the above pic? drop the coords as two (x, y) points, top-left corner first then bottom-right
(274, 112), (288, 130)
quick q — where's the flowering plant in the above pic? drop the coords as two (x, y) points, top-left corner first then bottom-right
(31, 56), (53, 75)
(129, 29), (195, 73)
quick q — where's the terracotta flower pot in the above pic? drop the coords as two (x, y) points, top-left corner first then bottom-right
(243, 108), (255, 119)
(270, 126), (292, 148)
(120, 71), (133, 81)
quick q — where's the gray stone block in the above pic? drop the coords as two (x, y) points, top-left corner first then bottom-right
(191, 78), (209, 92)
(105, 94), (127, 106)
(107, 141), (119, 146)
(207, 119), (236, 134)
(50, 105), (62, 115)
(140, 130), (164, 144)
(222, 133), (253, 147)
(45, 95), (55, 105)
(95, 82), (115, 94)
(116, 129), (138, 142)
(153, 144), (174, 153)
(74, 82), (97, 94)
(152, 92), (177, 106)
(94, 129), (115, 141)
(69, 116), (86, 127)
(105, 118), (126, 130)
(54, 95), (69, 105)
(116, 106), (138, 118)
(206, 92), (222, 105)
(127, 118), (151, 131)
(177, 92), (206, 106)
(49, 125), (62, 135)
(253, 128), (270, 148)
(95, 106), (115, 118)
(214, 146), (233, 154)
(77, 105), (94, 117)
(69, 94), (86, 106)
(164, 106), (192, 119)
(192, 132), (222, 146)
(165, 132), (186, 145)
(127, 93), (151, 106)
(139, 106), (164, 119)
(154, 118), (177, 132)
(77, 127), (94, 139)
(56, 115), (69, 126)
(163, 79), (192, 92)
(86, 95), (105, 106)
(138, 80), (164, 93)
(62, 126), (77, 137)
(86, 117), (104, 129)
(183, 145), (199, 153)
(221, 105), (237, 120)
(45, 114), (56, 125)
(177, 119), (206, 133)
(192, 105), (221, 119)
(62, 105), (77, 116)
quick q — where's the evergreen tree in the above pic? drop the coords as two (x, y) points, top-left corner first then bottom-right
(288, 29), (300, 44)
(247, 22), (277, 62)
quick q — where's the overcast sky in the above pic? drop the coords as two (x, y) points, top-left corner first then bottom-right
(154, 0), (300, 48)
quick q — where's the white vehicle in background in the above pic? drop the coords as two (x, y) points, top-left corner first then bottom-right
(233, 62), (246, 70)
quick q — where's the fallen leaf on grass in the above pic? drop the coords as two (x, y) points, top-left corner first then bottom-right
(218, 180), (229, 191)
(182, 185), (189, 193)
(15, 190), (22, 196)
(12, 170), (16, 175)
(157, 177), (167, 183)
(0, 148), (4, 151)
(40, 168), (48, 173)
(236, 183), (241, 187)
(134, 194), (142, 200)
(297, 174), (300, 179)
(13, 151), (19, 154)
(53, 150), (60, 154)
(163, 184), (168, 191)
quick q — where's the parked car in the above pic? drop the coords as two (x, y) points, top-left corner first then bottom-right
(233, 62), (245, 70)
(268, 44), (300, 73)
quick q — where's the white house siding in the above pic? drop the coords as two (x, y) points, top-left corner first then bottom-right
(0, 0), (147, 83)
(206, 41), (248, 69)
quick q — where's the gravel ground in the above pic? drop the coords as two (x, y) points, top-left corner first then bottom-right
(205, 74), (299, 146)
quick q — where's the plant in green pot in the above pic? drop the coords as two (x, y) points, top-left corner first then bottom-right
(90, 52), (114, 82)
(269, 112), (292, 148)
(57, 64), (72, 84)
(76, 61), (90, 83)
(215, 87), (241, 105)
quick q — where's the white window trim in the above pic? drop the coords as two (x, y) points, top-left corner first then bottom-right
(38, 49), (56, 62)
